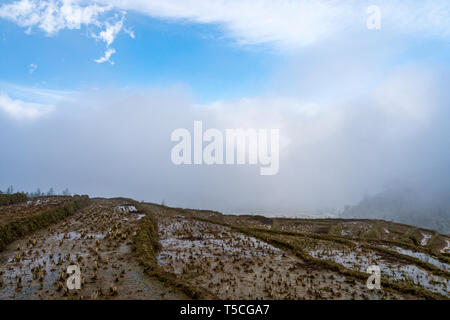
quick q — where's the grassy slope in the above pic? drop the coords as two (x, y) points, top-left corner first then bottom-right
(0, 195), (90, 251)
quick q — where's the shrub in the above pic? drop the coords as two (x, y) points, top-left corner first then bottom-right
(0, 193), (28, 207)
(410, 234), (420, 246)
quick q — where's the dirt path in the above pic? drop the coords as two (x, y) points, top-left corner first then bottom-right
(0, 199), (186, 300)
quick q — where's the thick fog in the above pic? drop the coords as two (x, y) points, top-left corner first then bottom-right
(2, 58), (450, 223)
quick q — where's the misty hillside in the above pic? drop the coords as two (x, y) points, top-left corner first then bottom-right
(341, 188), (450, 235)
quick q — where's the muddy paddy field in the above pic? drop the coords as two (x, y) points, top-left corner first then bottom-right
(0, 196), (449, 299)
(0, 198), (184, 300)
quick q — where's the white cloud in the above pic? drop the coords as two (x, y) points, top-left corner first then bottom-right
(0, 0), (131, 61)
(106, 0), (356, 48)
(0, 0), (109, 34)
(3, 1), (450, 52)
(0, 82), (75, 104)
(123, 26), (135, 39)
(28, 63), (37, 74)
(94, 47), (116, 64)
(103, 0), (450, 49)
(0, 83), (74, 120)
(0, 92), (51, 120)
(94, 15), (123, 46)
(2, 1), (450, 52)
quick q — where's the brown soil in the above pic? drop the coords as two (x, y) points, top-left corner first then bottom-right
(0, 199), (187, 300)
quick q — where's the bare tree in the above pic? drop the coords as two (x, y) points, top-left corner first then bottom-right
(6, 185), (14, 194)
(47, 187), (55, 196)
(33, 188), (42, 197)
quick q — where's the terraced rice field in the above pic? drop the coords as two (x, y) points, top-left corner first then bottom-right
(0, 198), (185, 300)
(0, 197), (449, 300)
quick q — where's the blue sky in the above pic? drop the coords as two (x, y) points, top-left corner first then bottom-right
(1, 0), (450, 106)
(0, 10), (277, 103)
(1, 0), (450, 213)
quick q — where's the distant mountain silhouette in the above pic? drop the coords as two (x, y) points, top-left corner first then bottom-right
(341, 187), (450, 235)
